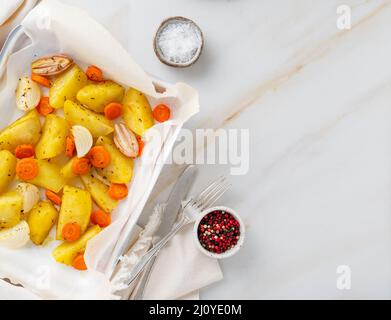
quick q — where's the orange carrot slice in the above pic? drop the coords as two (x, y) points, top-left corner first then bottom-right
(31, 73), (51, 88)
(88, 146), (110, 168)
(152, 104), (171, 122)
(36, 97), (54, 116)
(90, 210), (111, 227)
(65, 136), (75, 158)
(62, 223), (81, 242)
(71, 157), (91, 175)
(15, 144), (35, 159)
(45, 190), (62, 206)
(16, 158), (39, 180)
(72, 253), (87, 271)
(136, 136), (144, 157)
(104, 102), (123, 120)
(108, 183), (128, 200)
(86, 65), (104, 82)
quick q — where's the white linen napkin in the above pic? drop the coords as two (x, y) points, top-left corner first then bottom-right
(0, 279), (40, 300)
(112, 204), (223, 300)
(0, 0), (37, 46)
(0, 0), (24, 26)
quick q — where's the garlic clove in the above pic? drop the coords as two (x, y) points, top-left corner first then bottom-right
(72, 125), (93, 157)
(113, 123), (139, 158)
(16, 183), (40, 214)
(15, 76), (41, 111)
(0, 221), (30, 249)
(31, 55), (74, 76)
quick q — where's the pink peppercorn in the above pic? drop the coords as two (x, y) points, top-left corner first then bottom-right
(197, 210), (241, 254)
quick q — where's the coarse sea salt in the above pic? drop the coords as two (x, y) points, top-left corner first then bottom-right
(155, 18), (203, 66)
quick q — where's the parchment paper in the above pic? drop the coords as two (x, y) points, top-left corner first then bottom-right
(0, 0), (199, 299)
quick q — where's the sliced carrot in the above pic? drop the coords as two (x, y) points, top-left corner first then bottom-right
(65, 136), (75, 158)
(72, 253), (87, 271)
(71, 157), (91, 175)
(90, 210), (111, 227)
(62, 223), (81, 242)
(104, 102), (123, 120)
(152, 104), (171, 122)
(16, 158), (39, 180)
(108, 183), (128, 200)
(31, 73), (51, 88)
(86, 65), (104, 82)
(88, 146), (110, 168)
(136, 136), (144, 157)
(15, 144), (35, 159)
(46, 190), (62, 206)
(36, 96), (54, 116)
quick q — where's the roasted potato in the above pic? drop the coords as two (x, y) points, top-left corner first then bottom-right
(76, 81), (125, 113)
(64, 100), (114, 137)
(122, 88), (154, 136)
(81, 174), (118, 212)
(20, 159), (66, 193)
(95, 136), (133, 184)
(60, 157), (77, 180)
(0, 110), (41, 151)
(52, 225), (101, 265)
(28, 201), (58, 245)
(35, 115), (70, 159)
(0, 150), (16, 194)
(49, 64), (88, 109)
(0, 191), (23, 229)
(56, 186), (92, 240)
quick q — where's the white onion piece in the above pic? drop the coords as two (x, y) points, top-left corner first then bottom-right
(16, 183), (40, 213)
(72, 125), (93, 157)
(0, 221), (30, 249)
(15, 76), (41, 111)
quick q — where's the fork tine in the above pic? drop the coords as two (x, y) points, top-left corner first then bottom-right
(197, 180), (229, 208)
(197, 175), (225, 200)
(201, 183), (231, 210)
(197, 177), (226, 205)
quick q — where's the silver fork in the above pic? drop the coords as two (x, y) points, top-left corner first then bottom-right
(126, 176), (231, 286)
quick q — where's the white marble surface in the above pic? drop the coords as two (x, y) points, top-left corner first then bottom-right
(23, 0), (391, 299)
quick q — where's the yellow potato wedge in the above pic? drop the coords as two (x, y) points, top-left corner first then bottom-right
(81, 174), (118, 212)
(28, 201), (58, 245)
(35, 115), (70, 159)
(0, 191), (23, 229)
(19, 159), (66, 193)
(0, 150), (16, 194)
(49, 64), (88, 109)
(52, 225), (101, 265)
(122, 88), (154, 136)
(95, 136), (133, 184)
(64, 100), (114, 137)
(0, 110), (41, 151)
(56, 186), (92, 240)
(76, 81), (125, 113)
(60, 157), (77, 180)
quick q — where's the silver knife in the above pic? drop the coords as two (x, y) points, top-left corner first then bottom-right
(128, 164), (197, 299)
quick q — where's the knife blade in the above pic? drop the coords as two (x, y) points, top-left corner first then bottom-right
(154, 164), (197, 241)
(129, 164), (197, 299)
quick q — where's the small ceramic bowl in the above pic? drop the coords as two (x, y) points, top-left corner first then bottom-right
(153, 16), (204, 68)
(193, 206), (245, 259)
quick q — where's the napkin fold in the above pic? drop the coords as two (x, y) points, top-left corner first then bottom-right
(0, 0), (24, 26)
(112, 204), (223, 300)
(0, 0), (37, 46)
